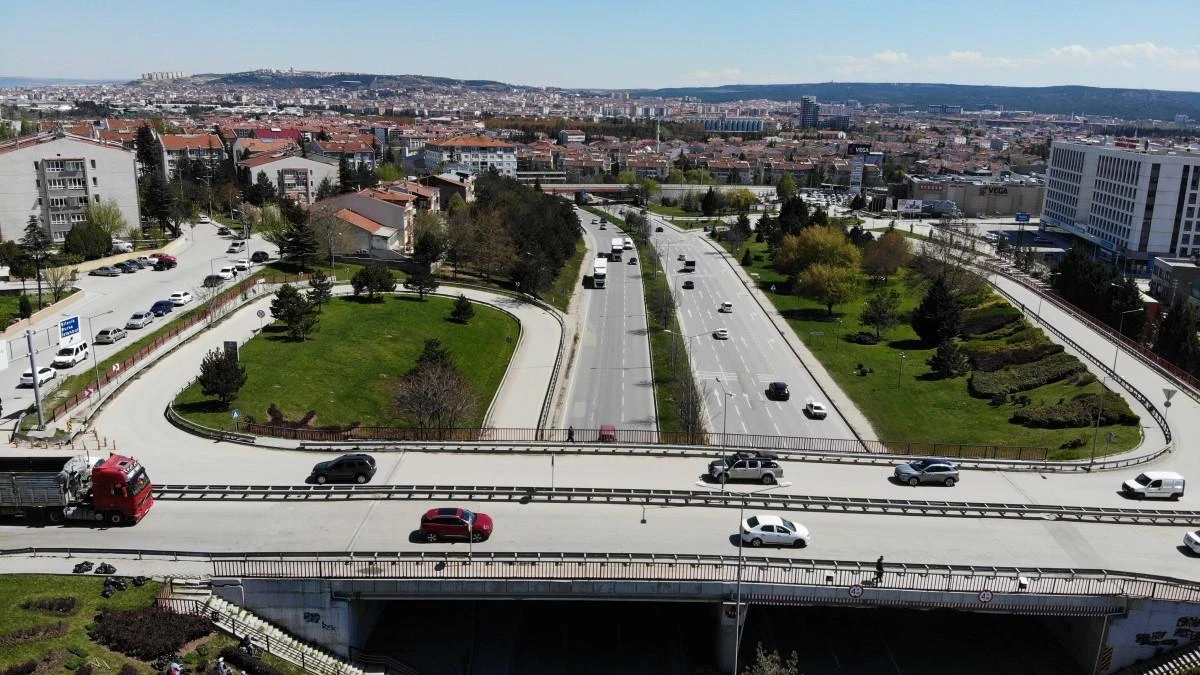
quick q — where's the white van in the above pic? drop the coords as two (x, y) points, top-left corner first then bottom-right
(719, 301), (733, 313)
(52, 341), (90, 368)
(1122, 471), (1185, 500)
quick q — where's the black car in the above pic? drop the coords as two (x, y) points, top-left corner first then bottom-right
(766, 382), (790, 401)
(310, 453), (377, 484)
(150, 300), (174, 317)
(250, 251), (270, 263)
(627, 257), (637, 265)
(217, 226), (231, 236)
(202, 274), (225, 288)
(153, 259), (176, 271)
(655, 226), (664, 232)
(682, 280), (695, 289)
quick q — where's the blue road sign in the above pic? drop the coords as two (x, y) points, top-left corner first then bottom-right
(1015, 212), (1030, 223)
(59, 316), (80, 341)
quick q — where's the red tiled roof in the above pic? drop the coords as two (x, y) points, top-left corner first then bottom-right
(428, 135), (513, 150)
(160, 134), (223, 151)
(334, 208), (387, 234)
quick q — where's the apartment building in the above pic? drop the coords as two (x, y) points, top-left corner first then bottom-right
(1043, 139), (1200, 275)
(423, 135), (516, 177)
(238, 152), (339, 205)
(158, 133), (227, 178)
(318, 189), (415, 254)
(0, 130), (140, 242)
(308, 138), (378, 170)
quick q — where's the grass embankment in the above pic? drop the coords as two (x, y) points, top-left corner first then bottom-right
(0, 291), (65, 326)
(541, 238), (586, 312)
(729, 239), (1141, 459)
(173, 294), (519, 429)
(0, 574), (160, 671)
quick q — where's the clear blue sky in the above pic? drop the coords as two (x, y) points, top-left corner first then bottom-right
(3, 0), (1199, 91)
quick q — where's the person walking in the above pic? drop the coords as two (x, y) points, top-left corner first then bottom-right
(875, 555), (885, 583)
(567, 426), (575, 443)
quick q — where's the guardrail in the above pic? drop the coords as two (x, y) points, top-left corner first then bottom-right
(4, 547), (1194, 605)
(147, 483), (1200, 526)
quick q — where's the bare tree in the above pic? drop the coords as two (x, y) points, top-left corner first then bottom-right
(676, 376), (708, 441)
(392, 362), (480, 429)
(44, 266), (75, 302)
(444, 207), (478, 278)
(915, 225), (985, 296)
(474, 211), (515, 280)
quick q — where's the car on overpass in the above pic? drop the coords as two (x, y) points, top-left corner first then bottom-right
(309, 453), (377, 484)
(741, 514), (809, 548)
(709, 452), (782, 485)
(894, 458), (959, 487)
(419, 507), (493, 543)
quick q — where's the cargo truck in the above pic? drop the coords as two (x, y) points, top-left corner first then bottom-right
(0, 454), (154, 525)
(593, 257), (608, 288)
(610, 237), (624, 262)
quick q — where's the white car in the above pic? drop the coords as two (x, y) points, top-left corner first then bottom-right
(126, 311), (155, 329)
(20, 366), (56, 387)
(719, 302), (733, 313)
(713, 328), (729, 340)
(217, 267), (236, 280)
(198, 214), (211, 224)
(169, 291), (193, 306)
(233, 258), (251, 272)
(804, 401), (828, 419)
(1185, 530), (1200, 555)
(135, 255), (156, 267)
(741, 514), (810, 548)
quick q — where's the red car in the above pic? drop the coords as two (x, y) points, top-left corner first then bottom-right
(419, 507), (493, 543)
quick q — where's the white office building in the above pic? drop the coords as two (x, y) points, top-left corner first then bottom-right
(0, 130), (140, 242)
(1043, 139), (1200, 275)
(423, 135), (516, 178)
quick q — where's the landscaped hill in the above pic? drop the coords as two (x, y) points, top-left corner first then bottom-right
(174, 71), (517, 92)
(637, 82), (1200, 121)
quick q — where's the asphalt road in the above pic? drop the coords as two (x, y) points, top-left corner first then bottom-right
(561, 208), (655, 432)
(1, 222), (277, 421)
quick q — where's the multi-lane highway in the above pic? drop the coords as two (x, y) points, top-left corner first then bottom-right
(560, 208), (655, 432)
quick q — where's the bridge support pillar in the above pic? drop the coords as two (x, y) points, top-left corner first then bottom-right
(716, 601), (747, 675)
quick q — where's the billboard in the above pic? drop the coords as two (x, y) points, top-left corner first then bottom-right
(847, 142), (873, 156)
(899, 199), (924, 213)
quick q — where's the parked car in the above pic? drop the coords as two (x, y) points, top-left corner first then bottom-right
(250, 251), (270, 263)
(169, 291), (193, 306)
(709, 452), (782, 485)
(677, 254), (687, 261)
(309, 453), (377, 484)
(202, 275), (225, 288)
(766, 382), (790, 401)
(713, 328), (729, 340)
(135, 256), (156, 267)
(126, 311), (155, 329)
(419, 507), (493, 543)
(152, 253), (177, 264)
(1122, 471), (1185, 500)
(93, 327), (127, 344)
(115, 261), (138, 274)
(1184, 530), (1200, 555)
(198, 214), (211, 224)
(655, 226), (664, 232)
(682, 280), (695, 290)
(627, 257), (637, 265)
(217, 267), (236, 280)
(90, 266), (121, 277)
(217, 227), (231, 236)
(741, 514), (809, 548)
(111, 240), (133, 253)
(20, 366), (57, 387)
(894, 458), (959, 487)
(52, 342), (90, 368)
(803, 401), (828, 419)
(227, 241), (246, 254)
(150, 300), (174, 316)
(233, 258), (251, 271)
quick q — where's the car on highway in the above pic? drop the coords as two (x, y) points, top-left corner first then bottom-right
(627, 257), (637, 265)
(682, 280), (695, 289)
(52, 342), (90, 368)
(150, 300), (175, 317)
(1122, 471), (1185, 500)
(419, 507), (493, 543)
(741, 514), (809, 548)
(309, 453), (377, 484)
(655, 226), (663, 232)
(198, 214), (211, 224)
(217, 226), (231, 236)
(803, 401), (828, 419)
(90, 266), (121, 277)
(713, 328), (729, 340)
(93, 327), (127, 344)
(766, 382), (790, 401)
(227, 241), (246, 254)
(719, 301), (733, 313)
(125, 311), (155, 329)
(202, 275), (225, 288)
(894, 458), (959, 487)
(250, 251), (270, 263)
(709, 452), (782, 485)
(169, 291), (193, 306)
(20, 366), (56, 387)
(216, 267), (236, 280)
(1185, 530), (1200, 555)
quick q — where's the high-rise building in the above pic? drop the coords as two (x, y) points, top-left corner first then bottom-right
(1043, 139), (1200, 274)
(799, 96), (819, 129)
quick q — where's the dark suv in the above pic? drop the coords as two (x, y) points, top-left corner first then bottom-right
(766, 382), (790, 401)
(310, 454), (377, 484)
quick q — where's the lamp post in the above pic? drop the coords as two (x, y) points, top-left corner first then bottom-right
(210, 256), (226, 278)
(79, 310), (113, 401)
(835, 317), (843, 352)
(1113, 308), (1141, 372)
(897, 352), (906, 387)
(663, 329), (706, 377)
(1089, 376), (1109, 469)
(732, 483), (784, 675)
(716, 377), (734, 450)
(1037, 271), (1061, 318)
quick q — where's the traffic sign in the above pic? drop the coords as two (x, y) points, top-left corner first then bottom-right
(848, 584), (864, 598)
(231, 408), (240, 420)
(978, 590), (994, 604)
(257, 310), (266, 319)
(59, 316), (80, 343)
(1015, 212), (1030, 223)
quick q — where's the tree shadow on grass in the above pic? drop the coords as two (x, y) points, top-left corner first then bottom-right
(780, 308), (828, 322)
(342, 295), (390, 304)
(887, 339), (926, 351)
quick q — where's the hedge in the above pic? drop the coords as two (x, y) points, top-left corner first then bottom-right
(966, 339), (1064, 372)
(92, 607), (212, 660)
(1, 662), (36, 675)
(1011, 392), (1140, 428)
(20, 596), (78, 615)
(961, 302), (1022, 337)
(0, 621), (67, 647)
(968, 352), (1086, 398)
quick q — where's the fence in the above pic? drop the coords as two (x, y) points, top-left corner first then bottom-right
(237, 422), (1049, 460)
(43, 274), (304, 424)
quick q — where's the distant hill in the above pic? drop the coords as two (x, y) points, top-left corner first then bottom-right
(0, 76), (125, 87)
(164, 71), (518, 92)
(637, 82), (1200, 121)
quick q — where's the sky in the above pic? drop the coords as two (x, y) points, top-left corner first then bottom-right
(3, 0), (1200, 92)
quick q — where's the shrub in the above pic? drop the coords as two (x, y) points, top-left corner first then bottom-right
(1, 661), (36, 675)
(1060, 437), (1086, 449)
(218, 647), (284, 675)
(118, 665), (139, 675)
(969, 352), (1086, 398)
(847, 331), (880, 345)
(1011, 392), (1141, 429)
(961, 302), (1022, 337)
(93, 607), (212, 659)
(20, 596), (79, 615)
(0, 621), (67, 646)
(17, 294), (32, 318)
(965, 339), (1064, 372)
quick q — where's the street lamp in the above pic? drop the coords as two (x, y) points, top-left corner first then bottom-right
(897, 352), (906, 387)
(716, 377), (735, 450)
(82, 310), (113, 400)
(663, 329), (707, 376)
(1089, 376), (1110, 469)
(1113, 308), (1141, 371)
(210, 256), (226, 277)
(732, 483), (784, 675)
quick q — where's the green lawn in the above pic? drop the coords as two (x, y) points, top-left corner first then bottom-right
(730, 239), (1142, 459)
(173, 294), (519, 429)
(542, 238), (586, 312)
(0, 574), (161, 671)
(647, 204), (694, 218)
(0, 290), (66, 326)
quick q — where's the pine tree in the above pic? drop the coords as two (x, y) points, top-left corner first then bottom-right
(450, 294), (475, 324)
(20, 216), (51, 309)
(279, 221), (319, 270)
(269, 284), (320, 341)
(740, 247), (753, 266)
(316, 177), (335, 201)
(307, 270), (333, 308)
(351, 265), (396, 301)
(405, 267), (439, 300)
(910, 275), (962, 345)
(1153, 298), (1200, 373)
(926, 339), (970, 377)
(197, 347), (247, 408)
(338, 155), (355, 193)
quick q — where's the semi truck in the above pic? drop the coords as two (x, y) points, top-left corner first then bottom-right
(622, 237), (633, 250)
(610, 237), (624, 262)
(0, 454), (154, 526)
(593, 257), (608, 288)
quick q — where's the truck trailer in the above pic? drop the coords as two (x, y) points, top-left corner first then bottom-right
(593, 257), (609, 288)
(0, 454), (154, 526)
(610, 238), (624, 262)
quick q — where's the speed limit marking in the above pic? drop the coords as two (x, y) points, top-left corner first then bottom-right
(848, 584), (864, 598)
(978, 590), (994, 604)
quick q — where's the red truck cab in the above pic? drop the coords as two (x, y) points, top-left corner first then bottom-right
(91, 454), (154, 525)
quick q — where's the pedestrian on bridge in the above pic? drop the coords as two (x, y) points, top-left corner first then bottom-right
(567, 426), (575, 443)
(876, 556), (885, 583)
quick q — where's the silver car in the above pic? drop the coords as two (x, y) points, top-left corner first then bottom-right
(894, 458), (959, 487)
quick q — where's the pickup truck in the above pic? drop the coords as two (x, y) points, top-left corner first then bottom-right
(708, 451), (783, 485)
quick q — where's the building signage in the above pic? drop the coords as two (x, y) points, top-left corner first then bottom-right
(847, 143), (873, 156)
(979, 186), (1009, 195)
(899, 199), (924, 213)
(916, 182), (944, 192)
(1015, 212), (1030, 223)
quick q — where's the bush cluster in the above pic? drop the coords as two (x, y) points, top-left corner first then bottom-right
(966, 339), (1064, 372)
(20, 596), (79, 614)
(960, 303), (1022, 337)
(846, 331), (880, 345)
(969, 352), (1085, 398)
(93, 607), (212, 659)
(218, 646), (285, 675)
(1, 662), (36, 675)
(0, 621), (67, 647)
(1011, 392), (1140, 429)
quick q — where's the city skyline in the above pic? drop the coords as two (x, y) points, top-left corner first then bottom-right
(2, 0), (1199, 92)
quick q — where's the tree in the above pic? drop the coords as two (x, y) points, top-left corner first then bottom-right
(43, 266), (74, 302)
(444, 204), (477, 278)
(743, 643), (800, 675)
(450, 294), (475, 324)
(17, 294), (32, 319)
(392, 360), (479, 429)
(315, 176), (335, 201)
(20, 216), (51, 309)
(849, 193), (866, 210)
(134, 125), (159, 177)
(412, 223), (447, 266)
(83, 199), (128, 237)
(776, 173), (797, 202)
(278, 221), (319, 269)
(245, 170), (275, 206)
(415, 338), (454, 372)
(405, 267), (440, 300)
(141, 171), (174, 234)
(860, 289), (901, 338)
(197, 347), (247, 409)
(337, 155), (355, 193)
(375, 164), (402, 182)
(740, 247), (753, 266)
(269, 283), (320, 341)
(701, 187), (718, 217)
(306, 269), (333, 308)
(1153, 297), (1200, 374)
(799, 263), (859, 315)
(862, 232), (911, 283)
(350, 265), (396, 300)
(726, 188), (757, 213)
(910, 275), (963, 345)
(927, 339), (971, 377)
(777, 227), (861, 278)
(357, 164), (378, 190)
(62, 222), (112, 260)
